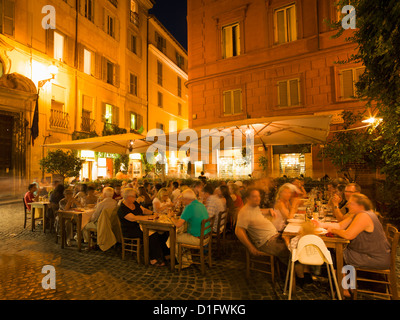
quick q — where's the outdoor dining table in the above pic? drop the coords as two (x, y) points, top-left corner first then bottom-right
(57, 208), (94, 252)
(282, 221), (350, 296)
(31, 201), (50, 233)
(138, 216), (177, 272)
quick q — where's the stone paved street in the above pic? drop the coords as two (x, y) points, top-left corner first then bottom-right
(1, 201), (399, 301)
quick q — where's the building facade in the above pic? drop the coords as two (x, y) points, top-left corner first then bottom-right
(0, 0), (189, 197)
(187, 0), (365, 179)
(147, 15), (189, 178)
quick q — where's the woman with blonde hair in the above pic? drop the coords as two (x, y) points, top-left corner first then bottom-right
(152, 187), (174, 214)
(273, 183), (303, 231)
(314, 193), (391, 298)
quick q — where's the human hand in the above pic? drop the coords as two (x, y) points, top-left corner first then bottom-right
(331, 194), (341, 206)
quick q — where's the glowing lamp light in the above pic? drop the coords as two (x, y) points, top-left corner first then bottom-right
(362, 117), (383, 125)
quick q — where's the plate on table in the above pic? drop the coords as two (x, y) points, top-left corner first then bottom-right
(315, 228), (328, 235)
(287, 218), (304, 224)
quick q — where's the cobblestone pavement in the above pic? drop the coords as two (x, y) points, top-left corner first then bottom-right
(0, 202), (399, 301)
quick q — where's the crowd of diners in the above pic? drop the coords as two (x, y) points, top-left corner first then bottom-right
(24, 175), (391, 298)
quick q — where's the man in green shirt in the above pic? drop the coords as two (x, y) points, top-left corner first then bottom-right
(169, 188), (209, 268)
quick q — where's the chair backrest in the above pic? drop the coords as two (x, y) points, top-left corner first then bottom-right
(293, 234), (333, 266)
(385, 224), (400, 270)
(216, 210), (228, 235)
(200, 216), (215, 246)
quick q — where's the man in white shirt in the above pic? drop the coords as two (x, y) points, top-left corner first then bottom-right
(171, 181), (181, 203)
(82, 187), (117, 243)
(235, 188), (289, 265)
(203, 184), (225, 232)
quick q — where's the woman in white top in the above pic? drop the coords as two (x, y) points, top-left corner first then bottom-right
(273, 183), (302, 231)
(152, 188), (174, 214)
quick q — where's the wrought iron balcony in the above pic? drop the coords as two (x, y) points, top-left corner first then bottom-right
(81, 116), (96, 133)
(49, 109), (69, 130)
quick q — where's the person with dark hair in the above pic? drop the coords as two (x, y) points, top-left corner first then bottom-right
(331, 183), (362, 221)
(48, 184), (65, 232)
(24, 183), (39, 211)
(138, 186), (152, 209)
(198, 171), (207, 182)
(235, 188), (289, 266)
(84, 186), (98, 206)
(203, 184), (224, 232)
(171, 181), (181, 203)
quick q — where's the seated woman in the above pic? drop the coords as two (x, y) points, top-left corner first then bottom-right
(228, 183), (243, 210)
(117, 188), (169, 266)
(138, 186), (153, 209)
(315, 193), (391, 298)
(48, 184), (65, 232)
(273, 183), (303, 232)
(152, 188), (174, 214)
(59, 189), (82, 246)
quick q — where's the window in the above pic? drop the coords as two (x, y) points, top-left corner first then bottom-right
(340, 67), (365, 100)
(157, 91), (163, 108)
(155, 32), (166, 53)
(176, 52), (184, 69)
(274, 4), (297, 44)
(0, 0), (15, 36)
(83, 49), (93, 75)
(156, 122), (164, 131)
(83, 0), (94, 22)
(54, 31), (64, 61)
(107, 14), (115, 38)
(128, 33), (137, 54)
(223, 89), (242, 115)
(222, 23), (240, 59)
(178, 103), (182, 116)
(129, 73), (138, 96)
(104, 103), (113, 123)
(278, 78), (300, 107)
(130, 113), (137, 131)
(157, 61), (163, 86)
(106, 60), (114, 84)
(177, 77), (182, 97)
(130, 0), (139, 26)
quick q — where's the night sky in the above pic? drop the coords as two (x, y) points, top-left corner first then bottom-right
(149, 0), (188, 50)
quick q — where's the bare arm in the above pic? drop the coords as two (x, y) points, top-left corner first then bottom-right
(123, 213), (155, 222)
(330, 212), (373, 240)
(235, 226), (267, 256)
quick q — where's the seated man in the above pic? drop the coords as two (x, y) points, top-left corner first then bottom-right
(113, 185), (123, 202)
(202, 184), (224, 232)
(82, 187), (117, 244)
(58, 189), (82, 246)
(235, 188), (289, 266)
(24, 183), (39, 212)
(168, 189), (210, 268)
(84, 186), (98, 206)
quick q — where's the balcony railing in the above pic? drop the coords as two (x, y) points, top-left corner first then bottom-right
(130, 11), (139, 26)
(81, 117), (96, 133)
(50, 109), (69, 130)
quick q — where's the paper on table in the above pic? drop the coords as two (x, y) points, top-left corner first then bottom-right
(284, 224), (301, 233)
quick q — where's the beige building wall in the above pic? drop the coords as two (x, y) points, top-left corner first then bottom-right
(0, 0), (154, 194)
(147, 16), (188, 134)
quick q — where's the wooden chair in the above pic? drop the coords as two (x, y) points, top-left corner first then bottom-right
(245, 247), (277, 288)
(87, 227), (98, 250)
(354, 224), (400, 300)
(116, 218), (141, 264)
(23, 198), (31, 229)
(178, 216), (215, 275)
(212, 210), (228, 257)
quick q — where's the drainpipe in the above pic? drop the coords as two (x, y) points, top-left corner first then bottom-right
(75, 0), (79, 133)
(146, 15), (149, 133)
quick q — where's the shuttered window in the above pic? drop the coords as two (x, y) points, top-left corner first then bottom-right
(157, 61), (163, 86)
(274, 4), (297, 44)
(102, 103), (119, 125)
(0, 0), (14, 36)
(223, 89), (242, 115)
(222, 23), (240, 59)
(340, 67), (365, 100)
(277, 78), (300, 107)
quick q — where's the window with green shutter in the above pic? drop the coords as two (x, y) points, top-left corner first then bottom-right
(223, 89), (242, 115)
(278, 78), (300, 107)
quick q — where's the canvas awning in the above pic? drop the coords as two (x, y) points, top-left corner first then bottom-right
(190, 114), (332, 149)
(43, 115), (332, 156)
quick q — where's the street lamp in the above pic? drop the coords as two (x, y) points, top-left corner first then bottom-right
(38, 64), (58, 89)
